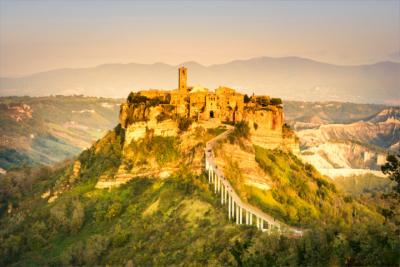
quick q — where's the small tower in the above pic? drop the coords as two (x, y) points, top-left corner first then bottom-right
(178, 66), (187, 92)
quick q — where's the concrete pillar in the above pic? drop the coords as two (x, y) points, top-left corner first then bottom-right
(240, 207), (243, 224)
(224, 186), (228, 203)
(221, 185), (224, 204)
(231, 200), (234, 219)
(228, 194), (231, 219)
(208, 168), (211, 183)
(236, 205), (239, 224)
(214, 175), (217, 193)
(245, 211), (249, 225)
(250, 213), (252, 225)
(261, 219), (264, 230)
(218, 177), (221, 192)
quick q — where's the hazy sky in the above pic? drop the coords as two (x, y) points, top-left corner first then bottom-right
(0, 0), (399, 76)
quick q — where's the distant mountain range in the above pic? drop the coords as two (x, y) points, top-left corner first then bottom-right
(1, 57), (399, 104)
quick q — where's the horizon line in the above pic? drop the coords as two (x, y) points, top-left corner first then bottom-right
(2, 55), (399, 78)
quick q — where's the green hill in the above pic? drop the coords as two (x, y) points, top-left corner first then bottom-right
(0, 96), (121, 171)
(0, 125), (399, 266)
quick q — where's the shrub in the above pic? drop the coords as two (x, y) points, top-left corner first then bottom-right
(244, 94), (251, 103)
(270, 98), (283, 105)
(232, 121), (250, 139)
(156, 112), (170, 123)
(177, 116), (193, 132)
(127, 92), (147, 105)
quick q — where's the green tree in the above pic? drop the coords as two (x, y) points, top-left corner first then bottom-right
(106, 201), (122, 220)
(381, 150), (400, 194)
(270, 98), (283, 105)
(70, 200), (85, 234)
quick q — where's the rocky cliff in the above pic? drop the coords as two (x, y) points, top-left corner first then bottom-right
(244, 106), (299, 152)
(296, 110), (399, 178)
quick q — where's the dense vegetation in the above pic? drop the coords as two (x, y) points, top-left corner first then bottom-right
(221, 143), (383, 228)
(0, 122), (399, 266)
(1, 164), (398, 266)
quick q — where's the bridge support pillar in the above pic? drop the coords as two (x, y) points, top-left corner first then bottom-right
(231, 196), (234, 219)
(221, 185), (224, 204)
(228, 194), (231, 219)
(224, 186), (227, 203)
(250, 213), (252, 225)
(236, 205), (239, 224)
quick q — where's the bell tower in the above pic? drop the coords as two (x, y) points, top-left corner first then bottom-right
(178, 66), (187, 92)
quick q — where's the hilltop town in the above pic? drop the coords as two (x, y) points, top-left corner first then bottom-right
(119, 67), (297, 151)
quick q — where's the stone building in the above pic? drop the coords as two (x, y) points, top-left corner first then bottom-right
(119, 66), (292, 150)
(168, 67), (245, 122)
(130, 67), (281, 127)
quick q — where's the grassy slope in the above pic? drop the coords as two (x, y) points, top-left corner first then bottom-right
(334, 174), (394, 195)
(222, 144), (382, 227)
(1, 127), (399, 266)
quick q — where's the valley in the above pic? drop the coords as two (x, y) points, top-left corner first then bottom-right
(0, 96), (121, 171)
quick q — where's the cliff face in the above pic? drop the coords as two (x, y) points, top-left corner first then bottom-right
(119, 98), (299, 153)
(119, 103), (179, 144)
(119, 103), (151, 129)
(243, 106), (299, 152)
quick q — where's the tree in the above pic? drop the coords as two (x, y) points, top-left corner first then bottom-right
(177, 116), (193, 132)
(270, 98), (283, 105)
(70, 200), (85, 234)
(244, 94), (251, 103)
(381, 150), (400, 194)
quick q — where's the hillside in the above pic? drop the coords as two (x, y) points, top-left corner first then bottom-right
(1, 57), (399, 104)
(284, 101), (388, 128)
(296, 108), (399, 175)
(0, 96), (121, 171)
(0, 122), (398, 266)
(294, 107), (399, 194)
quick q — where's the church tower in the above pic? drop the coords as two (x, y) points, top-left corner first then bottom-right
(178, 66), (187, 92)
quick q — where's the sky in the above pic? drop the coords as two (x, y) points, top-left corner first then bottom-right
(0, 0), (399, 77)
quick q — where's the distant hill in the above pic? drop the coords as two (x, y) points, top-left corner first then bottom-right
(284, 101), (388, 126)
(364, 107), (400, 123)
(1, 57), (399, 104)
(0, 96), (121, 171)
(296, 106), (399, 187)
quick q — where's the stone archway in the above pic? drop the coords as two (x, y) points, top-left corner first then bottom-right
(210, 111), (214, 118)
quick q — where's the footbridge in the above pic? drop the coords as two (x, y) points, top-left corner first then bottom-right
(205, 128), (303, 236)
